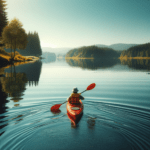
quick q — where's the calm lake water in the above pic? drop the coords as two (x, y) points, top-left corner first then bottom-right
(0, 58), (150, 150)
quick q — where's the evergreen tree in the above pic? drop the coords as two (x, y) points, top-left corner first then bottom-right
(4, 31), (42, 56)
(0, 0), (8, 38)
(120, 43), (150, 57)
(20, 31), (42, 56)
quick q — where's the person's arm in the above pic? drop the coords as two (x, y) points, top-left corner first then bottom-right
(79, 94), (84, 100)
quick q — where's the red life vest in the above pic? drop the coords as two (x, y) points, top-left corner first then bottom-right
(68, 93), (80, 104)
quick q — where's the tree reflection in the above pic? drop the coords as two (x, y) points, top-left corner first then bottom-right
(120, 59), (150, 70)
(4, 61), (42, 87)
(11, 114), (24, 124)
(66, 58), (120, 70)
(66, 58), (150, 71)
(0, 82), (8, 136)
(1, 66), (28, 103)
(0, 67), (5, 77)
(0, 61), (42, 136)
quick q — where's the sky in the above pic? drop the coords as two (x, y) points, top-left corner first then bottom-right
(6, 0), (150, 48)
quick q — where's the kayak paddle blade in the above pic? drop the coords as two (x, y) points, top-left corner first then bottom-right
(51, 104), (62, 112)
(87, 83), (96, 91)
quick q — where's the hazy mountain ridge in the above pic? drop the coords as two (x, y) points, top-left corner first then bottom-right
(96, 43), (138, 51)
(42, 43), (138, 55)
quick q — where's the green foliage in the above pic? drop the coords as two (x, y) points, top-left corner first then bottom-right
(23, 31), (42, 56)
(2, 18), (28, 58)
(5, 31), (42, 56)
(120, 43), (150, 57)
(66, 45), (120, 58)
(0, 0), (8, 37)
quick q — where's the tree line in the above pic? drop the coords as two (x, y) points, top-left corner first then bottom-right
(66, 46), (121, 59)
(5, 32), (42, 56)
(0, 0), (42, 60)
(120, 43), (150, 57)
(0, 0), (7, 38)
(23, 32), (42, 56)
(66, 43), (150, 59)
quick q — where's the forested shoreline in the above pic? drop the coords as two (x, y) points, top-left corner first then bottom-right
(120, 43), (150, 58)
(4, 31), (42, 57)
(66, 43), (150, 60)
(66, 46), (121, 59)
(0, 0), (42, 68)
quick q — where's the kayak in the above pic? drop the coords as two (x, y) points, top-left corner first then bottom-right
(66, 100), (83, 124)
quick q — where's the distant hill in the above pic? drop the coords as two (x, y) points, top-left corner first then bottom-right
(41, 43), (138, 56)
(120, 43), (150, 57)
(96, 43), (138, 51)
(66, 45), (120, 59)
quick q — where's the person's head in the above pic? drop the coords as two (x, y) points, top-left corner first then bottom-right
(72, 87), (78, 93)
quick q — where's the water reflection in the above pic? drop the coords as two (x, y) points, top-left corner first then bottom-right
(0, 61), (42, 135)
(66, 58), (120, 70)
(120, 59), (150, 70)
(66, 58), (150, 71)
(51, 109), (61, 115)
(1, 71), (28, 103)
(0, 82), (8, 136)
(12, 115), (24, 125)
(4, 61), (42, 86)
(87, 117), (96, 129)
(0, 61), (42, 107)
(0, 67), (5, 77)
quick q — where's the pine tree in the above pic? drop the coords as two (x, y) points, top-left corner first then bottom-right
(0, 0), (8, 38)
(21, 31), (42, 56)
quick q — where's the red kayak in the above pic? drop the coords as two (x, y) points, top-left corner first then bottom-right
(66, 100), (83, 125)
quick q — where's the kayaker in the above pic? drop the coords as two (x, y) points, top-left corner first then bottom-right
(67, 87), (84, 105)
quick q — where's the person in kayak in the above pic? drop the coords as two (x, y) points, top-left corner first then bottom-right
(67, 87), (84, 105)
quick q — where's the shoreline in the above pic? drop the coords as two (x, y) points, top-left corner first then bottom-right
(66, 56), (150, 60)
(119, 56), (150, 60)
(0, 54), (40, 68)
(65, 57), (94, 60)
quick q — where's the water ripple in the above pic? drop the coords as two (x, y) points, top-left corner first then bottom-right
(84, 97), (150, 150)
(0, 97), (150, 150)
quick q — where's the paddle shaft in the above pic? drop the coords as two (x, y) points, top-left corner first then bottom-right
(80, 90), (87, 94)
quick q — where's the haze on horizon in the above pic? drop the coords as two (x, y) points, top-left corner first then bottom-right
(6, 0), (150, 48)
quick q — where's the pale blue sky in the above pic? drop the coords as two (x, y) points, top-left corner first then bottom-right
(6, 0), (150, 48)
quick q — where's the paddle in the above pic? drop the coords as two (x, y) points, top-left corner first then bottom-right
(51, 83), (96, 112)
